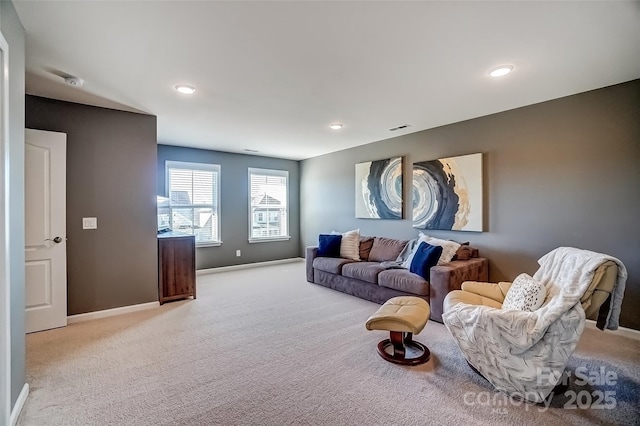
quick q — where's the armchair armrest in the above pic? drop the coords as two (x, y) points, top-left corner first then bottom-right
(461, 281), (512, 304)
(305, 246), (318, 282)
(429, 257), (489, 322)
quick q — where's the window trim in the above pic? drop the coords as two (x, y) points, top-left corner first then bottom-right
(165, 160), (221, 246)
(248, 167), (290, 243)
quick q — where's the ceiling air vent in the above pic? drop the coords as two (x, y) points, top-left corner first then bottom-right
(389, 124), (411, 131)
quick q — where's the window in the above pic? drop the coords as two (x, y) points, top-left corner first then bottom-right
(249, 168), (289, 242)
(166, 161), (221, 245)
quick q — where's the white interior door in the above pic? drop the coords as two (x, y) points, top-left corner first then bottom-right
(25, 129), (67, 333)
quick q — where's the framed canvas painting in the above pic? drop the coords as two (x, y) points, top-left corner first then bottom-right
(412, 153), (483, 231)
(355, 157), (403, 219)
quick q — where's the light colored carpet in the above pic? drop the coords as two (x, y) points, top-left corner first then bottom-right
(18, 262), (640, 426)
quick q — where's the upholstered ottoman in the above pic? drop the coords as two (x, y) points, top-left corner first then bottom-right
(365, 297), (431, 366)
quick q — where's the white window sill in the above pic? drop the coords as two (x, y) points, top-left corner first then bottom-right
(248, 236), (291, 244)
(196, 241), (222, 248)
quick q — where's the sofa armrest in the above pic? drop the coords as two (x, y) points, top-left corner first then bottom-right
(305, 246), (318, 282)
(429, 258), (489, 322)
(460, 281), (512, 303)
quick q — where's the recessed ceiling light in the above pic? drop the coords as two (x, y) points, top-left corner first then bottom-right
(329, 123), (343, 130)
(490, 65), (514, 78)
(174, 84), (196, 95)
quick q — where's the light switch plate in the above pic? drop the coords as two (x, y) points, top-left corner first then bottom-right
(82, 217), (97, 229)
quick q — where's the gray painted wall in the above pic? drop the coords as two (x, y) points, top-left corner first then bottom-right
(1, 0), (26, 408)
(300, 80), (640, 330)
(25, 96), (158, 316)
(158, 145), (300, 269)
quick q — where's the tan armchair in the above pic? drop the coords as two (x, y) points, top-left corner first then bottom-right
(442, 248), (626, 403)
(447, 259), (617, 318)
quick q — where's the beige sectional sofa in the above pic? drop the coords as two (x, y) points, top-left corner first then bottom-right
(305, 235), (488, 322)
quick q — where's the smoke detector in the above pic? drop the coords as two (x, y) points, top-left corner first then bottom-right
(64, 76), (84, 87)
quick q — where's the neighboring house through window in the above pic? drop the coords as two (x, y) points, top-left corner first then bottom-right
(249, 168), (289, 242)
(166, 161), (221, 245)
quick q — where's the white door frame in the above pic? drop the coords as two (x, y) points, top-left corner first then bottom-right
(0, 29), (11, 426)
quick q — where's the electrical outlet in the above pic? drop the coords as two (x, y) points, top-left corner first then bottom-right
(82, 217), (97, 229)
(236, 250), (241, 257)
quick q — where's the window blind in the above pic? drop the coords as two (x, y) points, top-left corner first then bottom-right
(166, 161), (221, 244)
(249, 168), (289, 240)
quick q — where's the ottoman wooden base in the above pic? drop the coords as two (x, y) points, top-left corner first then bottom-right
(365, 297), (431, 366)
(377, 331), (431, 366)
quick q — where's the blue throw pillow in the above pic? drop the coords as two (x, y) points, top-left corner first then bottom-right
(317, 234), (342, 257)
(409, 242), (443, 280)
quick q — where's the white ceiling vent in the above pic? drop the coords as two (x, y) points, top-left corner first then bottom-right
(389, 124), (411, 131)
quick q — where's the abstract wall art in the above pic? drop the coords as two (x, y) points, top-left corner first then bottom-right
(412, 153), (483, 231)
(355, 156), (403, 219)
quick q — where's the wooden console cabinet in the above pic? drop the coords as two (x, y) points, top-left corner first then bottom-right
(158, 232), (196, 304)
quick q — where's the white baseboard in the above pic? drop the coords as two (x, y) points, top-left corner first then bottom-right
(67, 301), (160, 324)
(10, 383), (28, 426)
(197, 257), (303, 275)
(585, 319), (640, 341)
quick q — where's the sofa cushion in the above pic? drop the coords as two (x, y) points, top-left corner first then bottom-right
(378, 270), (430, 296)
(317, 234), (342, 257)
(342, 262), (386, 284)
(313, 257), (356, 274)
(359, 236), (375, 261)
(368, 237), (409, 262)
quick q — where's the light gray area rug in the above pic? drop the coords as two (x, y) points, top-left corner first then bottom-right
(19, 262), (640, 425)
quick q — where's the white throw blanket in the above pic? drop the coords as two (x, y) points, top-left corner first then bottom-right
(442, 247), (627, 402)
(534, 247), (627, 331)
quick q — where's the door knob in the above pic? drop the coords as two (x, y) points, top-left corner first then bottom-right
(45, 236), (63, 244)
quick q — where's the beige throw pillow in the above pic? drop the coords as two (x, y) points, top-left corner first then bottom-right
(417, 232), (460, 266)
(333, 229), (360, 261)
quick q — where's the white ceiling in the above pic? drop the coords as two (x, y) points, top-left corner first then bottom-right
(14, 1), (640, 160)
